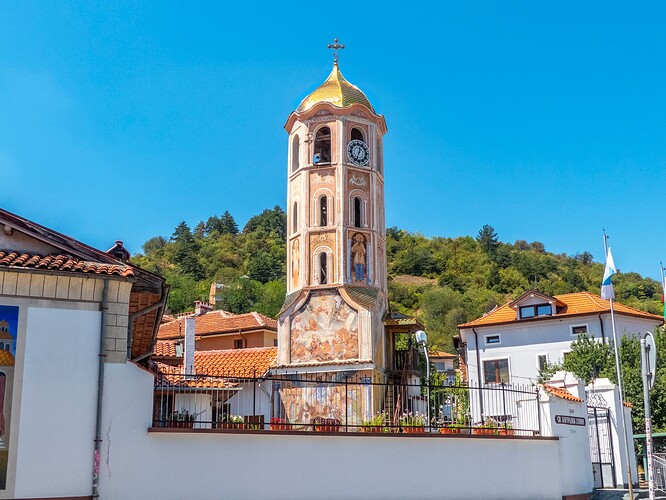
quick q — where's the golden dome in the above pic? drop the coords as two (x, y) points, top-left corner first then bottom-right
(0, 350), (15, 367)
(297, 63), (375, 113)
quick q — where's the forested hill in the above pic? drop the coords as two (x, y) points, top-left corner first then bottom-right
(131, 208), (663, 351)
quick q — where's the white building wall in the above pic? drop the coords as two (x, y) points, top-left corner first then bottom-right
(98, 362), (594, 500)
(13, 306), (100, 499)
(463, 314), (661, 387)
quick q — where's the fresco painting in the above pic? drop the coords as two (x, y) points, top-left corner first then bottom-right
(0, 305), (18, 490)
(279, 384), (364, 428)
(290, 290), (358, 363)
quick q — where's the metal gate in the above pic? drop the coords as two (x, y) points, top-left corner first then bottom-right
(588, 404), (616, 489)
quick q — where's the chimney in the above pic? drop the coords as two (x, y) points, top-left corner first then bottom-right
(106, 240), (131, 263)
(184, 317), (195, 376)
(194, 301), (213, 316)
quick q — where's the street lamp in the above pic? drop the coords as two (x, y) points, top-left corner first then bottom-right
(415, 330), (430, 430)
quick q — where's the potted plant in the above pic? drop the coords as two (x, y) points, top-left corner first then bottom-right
(313, 417), (342, 432)
(440, 420), (464, 435)
(361, 412), (386, 433)
(168, 408), (195, 429)
(218, 414), (244, 430)
(270, 417), (290, 431)
(498, 421), (514, 436)
(473, 418), (499, 435)
(398, 412), (426, 434)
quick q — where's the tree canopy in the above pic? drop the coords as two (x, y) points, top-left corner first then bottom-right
(133, 215), (663, 352)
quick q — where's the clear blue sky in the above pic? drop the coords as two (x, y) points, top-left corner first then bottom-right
(2, 2), (665, 281)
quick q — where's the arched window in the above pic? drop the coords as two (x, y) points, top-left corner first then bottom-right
(351, 127), (364, 142)
(314, 127), (331, 164)
(354, 197), (362, 228)
(319, 196), (328, 226)
(291, 135), (300, 172)
(4, 345), (8, 352)
(319, 252), (328, 284)
(292, 202), (298, 233)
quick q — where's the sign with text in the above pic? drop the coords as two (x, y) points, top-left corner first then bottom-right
(555, 414), (586, 426)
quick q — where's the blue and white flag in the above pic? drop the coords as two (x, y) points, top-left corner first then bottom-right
(601, 247), (616, 300)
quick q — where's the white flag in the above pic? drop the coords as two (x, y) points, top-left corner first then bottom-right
(601, 247), (616, 300)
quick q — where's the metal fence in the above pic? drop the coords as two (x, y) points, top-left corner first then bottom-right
(152, 370), (542, 436)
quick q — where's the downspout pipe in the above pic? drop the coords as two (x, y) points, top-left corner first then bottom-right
(472, 328), (485, 424)
(598, 314), (606, 343)
(92, 278), (109, 498)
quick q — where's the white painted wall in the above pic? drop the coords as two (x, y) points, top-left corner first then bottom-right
(12, 306), (100, 499)
(98, 363), (593, 500)
(462, 313), (661, 387)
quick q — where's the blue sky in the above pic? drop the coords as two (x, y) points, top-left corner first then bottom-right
(2, 2), (665, 281)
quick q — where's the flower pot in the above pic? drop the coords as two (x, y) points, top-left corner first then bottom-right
(498, 428), (514, 436)
(362, 426), (383, 433)
(270, 423), (290, 431)
(473, 427), (495, 435)
(167, 421), (194, 429)
(440, 427), (461, 435)
(313, 418), (341, 432)
(218, 422), (245, 430)
(403, 426), (425, 434)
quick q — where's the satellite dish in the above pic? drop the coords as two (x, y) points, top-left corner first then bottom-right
(644, 331), (658, 389)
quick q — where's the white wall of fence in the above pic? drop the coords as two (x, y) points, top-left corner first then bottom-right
(97, 363), (593, 500)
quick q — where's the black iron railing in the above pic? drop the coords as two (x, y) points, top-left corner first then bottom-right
(152, 371), (542, 436)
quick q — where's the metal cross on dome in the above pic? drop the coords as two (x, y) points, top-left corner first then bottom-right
(328, 38), (345, 65)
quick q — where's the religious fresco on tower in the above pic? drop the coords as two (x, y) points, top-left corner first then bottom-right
(290, 290), (359, 363)
(0, 305), (18, 490)
(279, 383), (364, 428)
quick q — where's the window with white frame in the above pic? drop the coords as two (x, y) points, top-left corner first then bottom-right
(519, 303), (552, 319)
(485, 334), (501, 345)
(483, 358), (509, 384)
(570, 324), (588, 336)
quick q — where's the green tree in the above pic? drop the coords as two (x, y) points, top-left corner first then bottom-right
(561, 333), (614, 384)
(476, 225), (499, 256)
(243, 205), (286, 241)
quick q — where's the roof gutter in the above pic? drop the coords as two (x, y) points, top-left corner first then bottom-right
(472, 327), (485, 424)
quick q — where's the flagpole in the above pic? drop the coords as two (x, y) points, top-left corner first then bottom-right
(603, 235), (634, 494)
(659, 261), (666, 326)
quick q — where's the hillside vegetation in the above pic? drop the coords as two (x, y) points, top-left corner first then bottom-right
(133, 211), (663, 351)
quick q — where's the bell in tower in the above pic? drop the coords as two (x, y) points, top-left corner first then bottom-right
(275, 41), (389, 379)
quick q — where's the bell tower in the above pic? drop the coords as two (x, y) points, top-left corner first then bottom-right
(277, 41), (388, 376)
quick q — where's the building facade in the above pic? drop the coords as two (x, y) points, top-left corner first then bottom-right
(276, 59), (389, 378)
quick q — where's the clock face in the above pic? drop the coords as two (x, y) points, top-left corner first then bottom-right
(347, 140), (370, 166)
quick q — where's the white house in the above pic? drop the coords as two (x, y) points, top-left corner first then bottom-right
(0, 208), (167, 499)
(457, 290), (663, 389)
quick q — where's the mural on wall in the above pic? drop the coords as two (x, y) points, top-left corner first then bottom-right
(279, 384), (364, 427)
(0, 305), (17, 490)
(351, 232), (367, 283)
(291, 238), (300, 289)
(290, 290), (359, 363)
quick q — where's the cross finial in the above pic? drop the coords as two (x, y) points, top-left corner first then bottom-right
(327, 38), (345, 66)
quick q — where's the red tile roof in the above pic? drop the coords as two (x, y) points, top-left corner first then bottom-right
(0, 251), (134, 277)
(543, 384), (584, 403)
(459, 291), (663, 328)
(430, 351), (456, 359)
(157, 311), (277, 340)
(154, 340), (179, 358)
(153, 346), (277, 381)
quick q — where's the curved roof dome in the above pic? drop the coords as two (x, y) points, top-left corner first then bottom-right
(0, 350), (15, 367)
(297, 63), (374, 113)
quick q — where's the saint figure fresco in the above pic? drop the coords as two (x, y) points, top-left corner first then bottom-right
(351, 233), (366, 283)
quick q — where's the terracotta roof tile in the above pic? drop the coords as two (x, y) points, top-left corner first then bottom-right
(459, 291), (663, 328)
(430, 351), (456, 359)
(154, 340), (179, 358)
(0, 251), (134, 277)
(153, 347), (277, 381)
(157, 311), (277, 340)
(543, 384), (584, 403)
